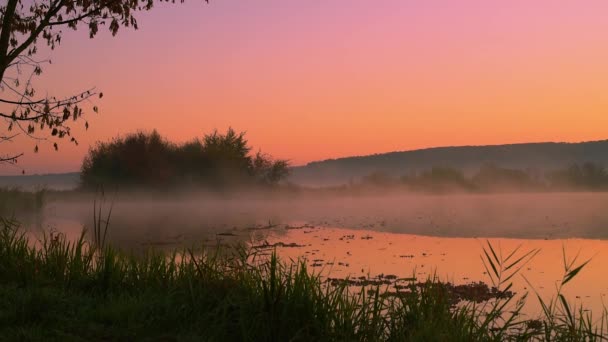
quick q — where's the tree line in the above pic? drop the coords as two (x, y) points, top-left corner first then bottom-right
(80, 128), (289, 190)
(357, 162), (608, 193)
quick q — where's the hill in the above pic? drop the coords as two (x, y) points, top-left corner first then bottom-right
(3, 140), (608, 189)
(289, 140), (608, 186)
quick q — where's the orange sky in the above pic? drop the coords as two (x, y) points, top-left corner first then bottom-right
(2, 1), (608, 175)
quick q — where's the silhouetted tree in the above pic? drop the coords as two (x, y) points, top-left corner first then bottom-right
(0, 0), (207, 164)
(252, 151), (290, 185)
(80, 130), (176, 187)
(80, 128), (290, 189)
(200, 128), (253, 184)
(472, 163), (536, 191)
(404, 167), (472, 192)
(361, 171), (397, 187)
(549, 162), (608, 190)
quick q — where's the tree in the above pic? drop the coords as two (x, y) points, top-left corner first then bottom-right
(0, 0), (207, 165)
(80, 128), (291, 189)
(549, 162), (608, 190)
(252, 151), (290, 185)
(406, 166), (472, 192)
(472, 163), (535, 191)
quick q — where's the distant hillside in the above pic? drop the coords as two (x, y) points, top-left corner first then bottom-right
(289, 140), (608, 186)
(3, 140), (608, 189)
(0, 172), (79, 190)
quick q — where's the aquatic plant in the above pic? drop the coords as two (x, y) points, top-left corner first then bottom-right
(0, 214), (605, 340)
(0, 187), (45, 216)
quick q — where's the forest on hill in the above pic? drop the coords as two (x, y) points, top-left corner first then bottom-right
(290, 140), (608, 186)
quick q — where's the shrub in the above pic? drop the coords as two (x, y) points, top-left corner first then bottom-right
(80, 128), (289, 189)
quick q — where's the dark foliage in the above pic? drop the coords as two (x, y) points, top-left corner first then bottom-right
(404, 167), (473, 192)
(292, 140), (608, 186)
(0, 188), (44, 215)
(80, 128), (289, 189)
(1, 0), (208, 164)
(549, 162), (608, 190)
(356, 162), (608, 193)
(471, 163), (539, 191)
(0, 218), (603, 340)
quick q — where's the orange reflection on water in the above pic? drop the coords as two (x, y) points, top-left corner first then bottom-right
(265, 226), (608, 317)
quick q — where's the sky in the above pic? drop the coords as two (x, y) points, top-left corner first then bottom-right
(2, 0), (608, 175)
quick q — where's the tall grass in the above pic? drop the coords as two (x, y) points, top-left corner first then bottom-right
(0, 187), (45, 216)
(0, 215), (606, 341)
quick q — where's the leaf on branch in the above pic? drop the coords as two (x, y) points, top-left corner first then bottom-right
(110, 19), (120, 36)
(53, 143), (59, 151)
(89, 20), (99, 38)
(1, 0), (208, 163)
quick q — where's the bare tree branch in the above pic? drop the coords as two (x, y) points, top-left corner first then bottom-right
(0, 0), (208, 165)
(0, 152), (23, 164)
(0, 98), (44, 105)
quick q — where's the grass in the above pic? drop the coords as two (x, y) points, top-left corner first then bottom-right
(0, 211), (606, 341)
(0, 187), (45, 216)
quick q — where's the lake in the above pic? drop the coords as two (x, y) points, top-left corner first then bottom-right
(21, 192), (608, 318)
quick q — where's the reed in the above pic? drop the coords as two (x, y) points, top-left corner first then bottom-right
(0, 215), (605, 341)
(0, 187), (45, 216)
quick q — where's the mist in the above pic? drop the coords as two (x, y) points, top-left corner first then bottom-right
(18, 191), (608, 253)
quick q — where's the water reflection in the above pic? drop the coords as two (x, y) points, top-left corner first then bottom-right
(15, 192), (608, 318)
(263, 226), (608, 318)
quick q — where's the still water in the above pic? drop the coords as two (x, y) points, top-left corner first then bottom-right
(21, 192), (608, 318)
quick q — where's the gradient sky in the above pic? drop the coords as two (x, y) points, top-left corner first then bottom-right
(3, 0), (608, 175)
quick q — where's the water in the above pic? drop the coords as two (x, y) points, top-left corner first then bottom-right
(20, 192), (608, 318)
(263, 226), (608, 318)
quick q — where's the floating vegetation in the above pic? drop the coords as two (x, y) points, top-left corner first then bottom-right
(284, 223), (315, 230)
(217, 232), (238, 236)
(252, 241), (306, 249)
(0, 215), (606, 341)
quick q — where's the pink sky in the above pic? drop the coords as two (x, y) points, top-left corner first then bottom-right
(2, 1), (608, 175)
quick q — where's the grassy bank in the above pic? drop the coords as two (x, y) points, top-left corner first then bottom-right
(0, 217), (606, 341)
(0, 188), (45, 216)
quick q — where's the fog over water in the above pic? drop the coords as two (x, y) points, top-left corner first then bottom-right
(15, 191), (608, 316)
(29, 192), (608, 244)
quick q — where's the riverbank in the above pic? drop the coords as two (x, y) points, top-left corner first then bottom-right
(0, 217), (605, 341)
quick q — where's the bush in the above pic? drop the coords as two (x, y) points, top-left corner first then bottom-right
(0, 188), (45, 216)
(0, 218), (604, 341)
(80, 128), (289, 189)
(401, 167), (473, 192)
(549, 162), (608, 190)
(471, 163), (538, 191)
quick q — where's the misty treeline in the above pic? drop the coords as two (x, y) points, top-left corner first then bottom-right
(355, 162), (608, 193)
(80, 128), (289, 189)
